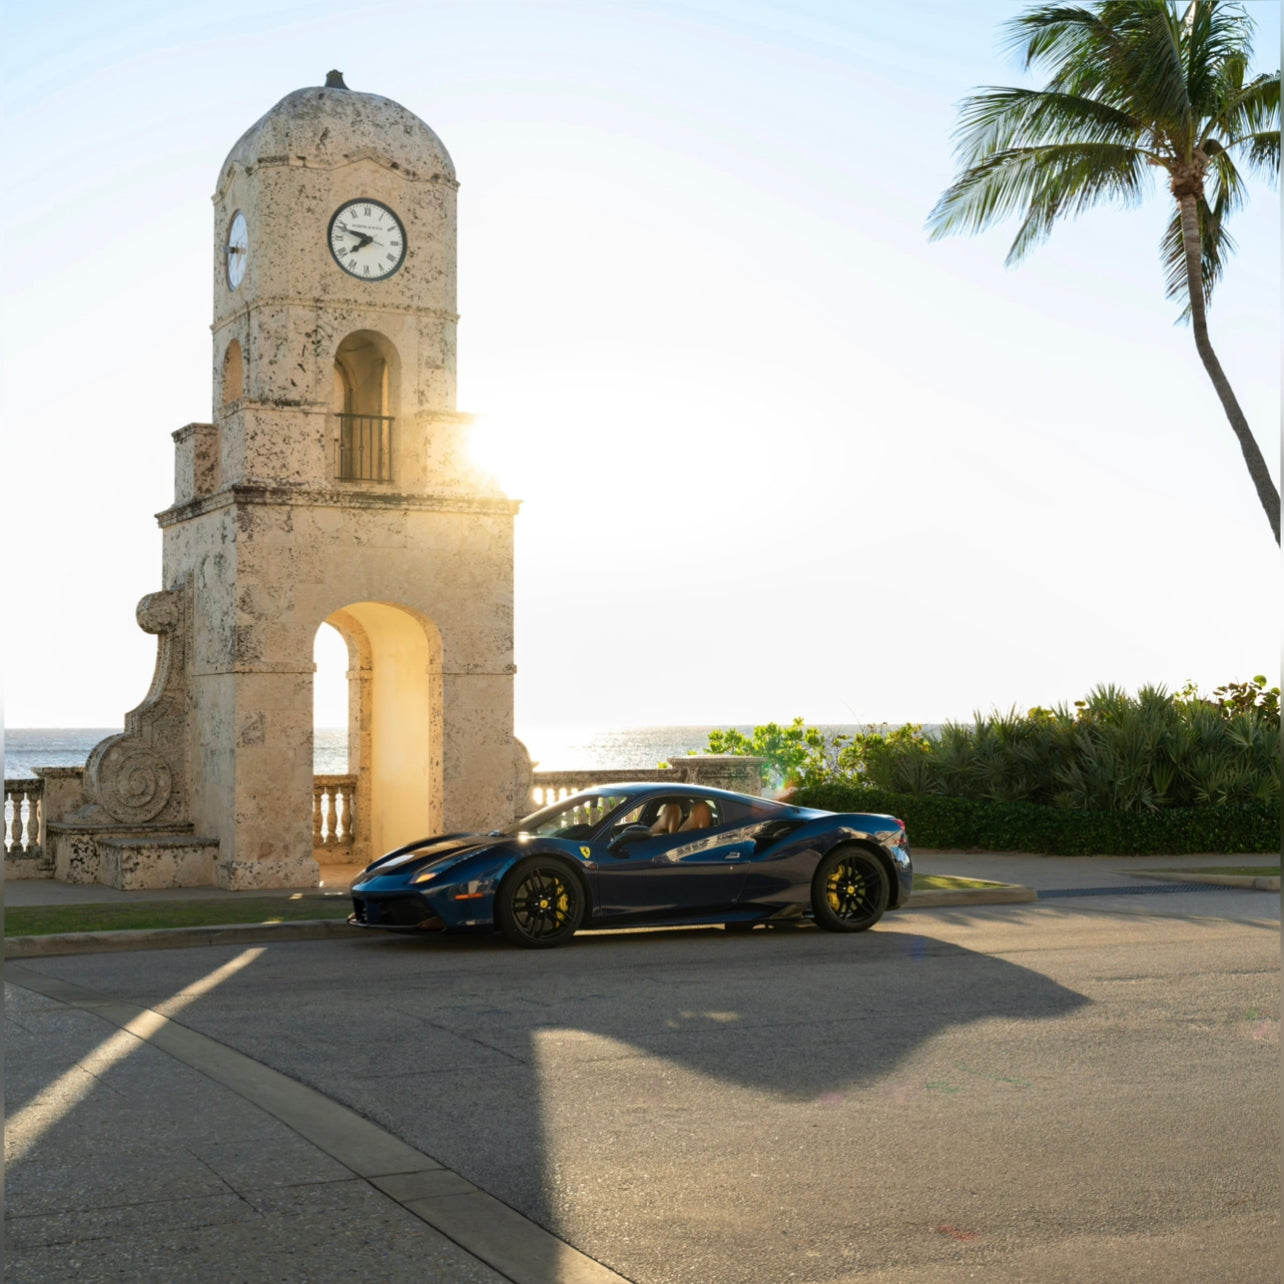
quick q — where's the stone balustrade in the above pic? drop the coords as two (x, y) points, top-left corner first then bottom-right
(529, 755), (766, 811)
(5, 777), (43, 861)
(6, 768), (83, 879)
(313, 774), (358, 858)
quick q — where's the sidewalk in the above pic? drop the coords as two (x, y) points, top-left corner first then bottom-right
(4, 961), (625, 1284)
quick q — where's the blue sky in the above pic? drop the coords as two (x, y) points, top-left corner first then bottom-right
(2, 0), (1279, 731)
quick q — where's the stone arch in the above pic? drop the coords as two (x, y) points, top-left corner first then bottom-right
(334, 330), (399, 481)
(221, 338), (243, 403)
(334, 330), (399, 416)
(322, 601), (443, 859)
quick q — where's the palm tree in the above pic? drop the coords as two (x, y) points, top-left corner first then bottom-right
(927, 1), (1280, 543)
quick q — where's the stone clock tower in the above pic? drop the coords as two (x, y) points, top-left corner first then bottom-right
(53, 73), (527, 890)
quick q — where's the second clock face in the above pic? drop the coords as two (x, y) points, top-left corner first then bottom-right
(328, 199), (407, 281)
(226, 210), (248, 290)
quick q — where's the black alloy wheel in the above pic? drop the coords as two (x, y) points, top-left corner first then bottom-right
(810, 846), (890, 932)
(496, 859), (585, 948)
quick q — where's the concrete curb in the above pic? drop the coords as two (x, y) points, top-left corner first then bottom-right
(4, 918), (363, 959)
(905, 884), (1038, 908)
(1127, 871), (1280, 892)
(5, 963), (629, 1284)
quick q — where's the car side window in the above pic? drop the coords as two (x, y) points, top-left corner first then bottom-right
(613, 797), (723, 834)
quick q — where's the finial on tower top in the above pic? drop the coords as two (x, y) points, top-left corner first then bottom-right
(324, 70), (348, 89)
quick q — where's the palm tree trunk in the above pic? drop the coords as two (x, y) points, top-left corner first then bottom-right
(1177, 194), (1280, 544)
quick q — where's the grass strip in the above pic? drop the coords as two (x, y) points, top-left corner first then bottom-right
(5, 898), (353, 937)
(912, 874), (1012, 891)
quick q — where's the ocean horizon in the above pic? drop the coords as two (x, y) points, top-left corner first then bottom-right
(2, 723), (919, 780)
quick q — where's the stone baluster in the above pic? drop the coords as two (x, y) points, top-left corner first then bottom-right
(313, 782), (324, 848)
(9, 787), (25, 853)
(341, 779), (356, 844)
(322, 787), (336, 846)
(331, 781), (344, 843)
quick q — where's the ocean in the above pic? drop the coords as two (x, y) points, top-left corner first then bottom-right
(0, 724), (888, 780)
(2, 724), (878, 780)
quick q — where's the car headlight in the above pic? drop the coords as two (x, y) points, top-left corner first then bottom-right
(411, 867), (439, 885)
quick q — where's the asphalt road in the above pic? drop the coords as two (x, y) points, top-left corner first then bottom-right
(20, 892), (1279, 1283)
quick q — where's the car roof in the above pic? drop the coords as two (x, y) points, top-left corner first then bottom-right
(566, 782), (791, 809)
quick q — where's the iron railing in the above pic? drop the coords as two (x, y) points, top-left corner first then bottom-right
(337, 414), (393, 482)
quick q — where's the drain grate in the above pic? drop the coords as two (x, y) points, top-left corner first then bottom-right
(1038, 883), (1241, 898)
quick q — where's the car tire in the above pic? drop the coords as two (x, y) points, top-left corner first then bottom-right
(495, 858), (585, 948)
(810, 845), (889, 932)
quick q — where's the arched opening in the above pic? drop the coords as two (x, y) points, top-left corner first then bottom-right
(313, 622), (349, 771)
(334, 331), (397, 481)
(222, 338), (243, 403)
(316, 602), (442, 863)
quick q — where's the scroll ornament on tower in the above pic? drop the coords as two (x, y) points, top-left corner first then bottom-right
(83, 584), (190, 827)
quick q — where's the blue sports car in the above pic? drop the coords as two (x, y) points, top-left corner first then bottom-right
(349, 783), (912, 948)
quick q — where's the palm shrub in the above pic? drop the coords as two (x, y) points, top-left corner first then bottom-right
(866, 680), (1279, 810)
(706, 677), (1279, 812)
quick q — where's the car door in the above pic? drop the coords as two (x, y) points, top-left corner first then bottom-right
(591, 795), (752, 919)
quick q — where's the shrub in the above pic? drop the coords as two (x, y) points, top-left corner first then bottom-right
(702, 678), (1280, 812)
(790, 782), (1279, 856)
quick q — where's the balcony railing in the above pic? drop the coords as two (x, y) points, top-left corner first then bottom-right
(337, 414), (393, 482)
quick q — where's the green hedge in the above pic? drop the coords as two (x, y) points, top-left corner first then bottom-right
(792, 782), (1280, 856)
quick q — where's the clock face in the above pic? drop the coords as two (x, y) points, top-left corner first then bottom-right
(225, 210), (248, 290)
(328, 199), (407, 281)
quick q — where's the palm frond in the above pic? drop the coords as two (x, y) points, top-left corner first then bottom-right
(1180, 0), (1259, 120)
(1210, 70), (1280, 139)
(1096, 1), (1195, 142)
(1204, 70), (1279, 186)
(1232, 127), (1273, 178)
(951, 86), (1142, 162)
(1002, 6), (1127, 95)
(928, 142), (1151, 259)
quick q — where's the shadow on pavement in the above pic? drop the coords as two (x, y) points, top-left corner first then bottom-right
(14, 918), (1092, 1281)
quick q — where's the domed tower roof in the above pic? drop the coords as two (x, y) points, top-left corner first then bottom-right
(218, 71), (455, 188)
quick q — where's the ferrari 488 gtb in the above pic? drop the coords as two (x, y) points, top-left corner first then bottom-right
(349, 783), (912, 948)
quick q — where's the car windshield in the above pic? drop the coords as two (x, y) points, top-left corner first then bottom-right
(500, 792), (631, 838)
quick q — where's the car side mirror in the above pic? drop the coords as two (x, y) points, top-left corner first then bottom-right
(607, 824), (653, 853)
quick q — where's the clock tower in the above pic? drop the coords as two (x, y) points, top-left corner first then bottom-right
(66, 73), (526, 890)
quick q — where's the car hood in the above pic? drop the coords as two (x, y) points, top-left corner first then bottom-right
(363, 833), (503, 877)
